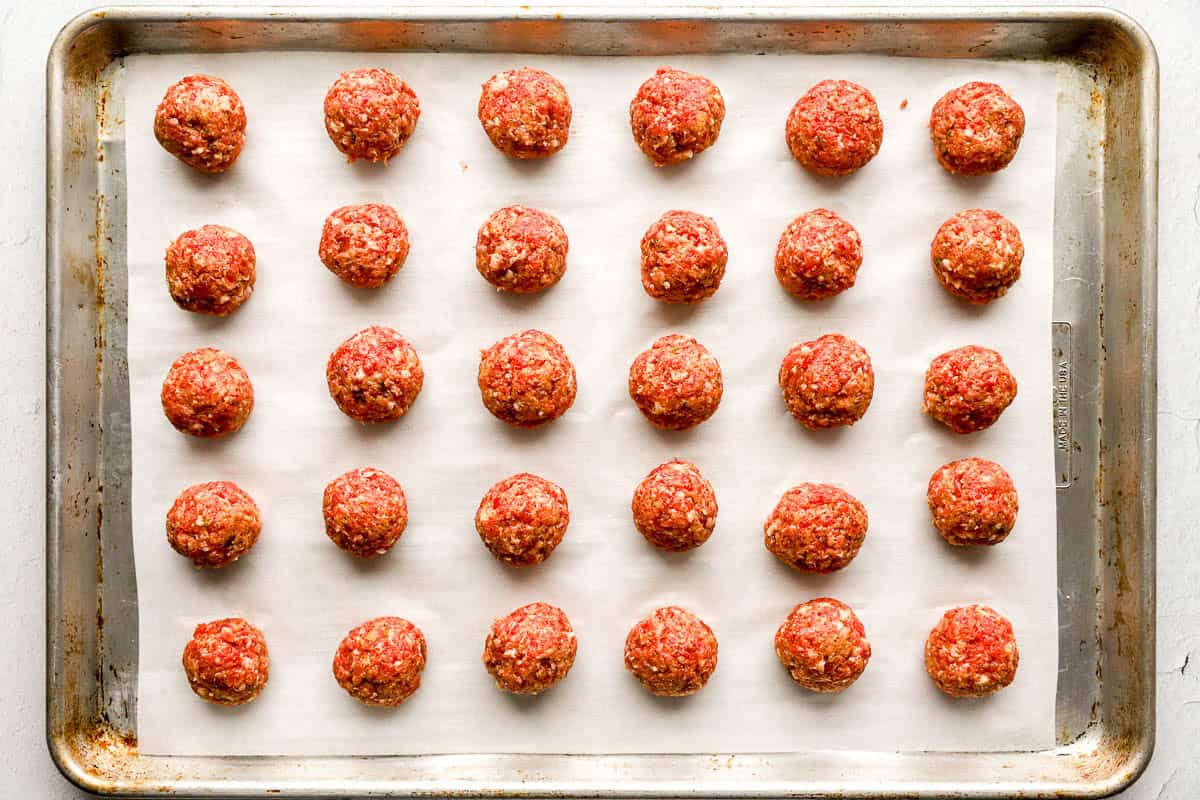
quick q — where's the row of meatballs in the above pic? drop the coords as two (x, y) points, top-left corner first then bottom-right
(182, 601), (1020, 709)
(166, 457), (1017, 573)
(160, 330), (1018, 437)
(155, 67), (1023, 175)
(163, 204), (1022, 316)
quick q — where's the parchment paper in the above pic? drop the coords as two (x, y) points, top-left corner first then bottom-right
(124, 51), (1058, 756)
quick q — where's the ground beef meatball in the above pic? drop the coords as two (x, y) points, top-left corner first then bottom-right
(785, 80), (883, 176)
(324, 68), (420, 163)
(477, 330), (577, 428)
(764, 483), (868, 573)
(624, 606), (718, 697)
(483, 602), (577, 694)
(778, 334), (874, 429)
(640, 210), (728, 303)
(923, 345), (1018, 434)
(775, 597), (871, 693)
(925, 605), (1019, 697)
(475, 206), (568, 293)
(319, 203), (410, 289)
(161, 347), (254, 438)
(631, 459), (718, 552)
(153, 74), (246, 173)
(165, 225), (255, 315)
(927, 457), (1018, 546)
(166, 481), (261, 568)
(475, 473), (569, 567)
(628, 335), (723, 431)
(478, 67), (572, 159)
(774, 209), (863, 300)
(629, 67), (725, 167)
(931, 209), (1023, 304)
(326, 326), (423, 423)
(929, 82), (1025, 176)
(182, 618), (269, 706)
(323, 468), (408, 558)
(333, 616), (427, 706)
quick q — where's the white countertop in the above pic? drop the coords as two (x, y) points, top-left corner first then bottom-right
(5, 1), (1195, 797)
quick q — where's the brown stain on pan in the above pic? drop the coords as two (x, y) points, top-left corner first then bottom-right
(486, 19), (570, 54)
(623, 19), (729, 53)
(68, 722), (151, 791)
(1087, 86), (1103, 121)
(92, 72), (111, 724)
(329, 20), (419, 50)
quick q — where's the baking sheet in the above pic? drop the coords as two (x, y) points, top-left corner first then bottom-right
(124, 51), (1057, 756)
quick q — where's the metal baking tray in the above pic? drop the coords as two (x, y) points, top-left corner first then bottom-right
(46, 5), (1157, 797)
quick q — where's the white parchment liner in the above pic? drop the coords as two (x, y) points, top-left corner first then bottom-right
(125, 51), (1058, 755)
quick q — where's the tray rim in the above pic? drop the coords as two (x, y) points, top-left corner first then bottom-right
(45, 4), (1159, 798)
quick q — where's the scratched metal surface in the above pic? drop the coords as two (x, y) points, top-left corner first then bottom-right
(44, 6), (1156, 798)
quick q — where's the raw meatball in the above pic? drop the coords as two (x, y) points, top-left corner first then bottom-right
(929, 82), (1025, 175)
(478, 67), (572, 159)
(166, 481), (262, 568)
(927, 457), (1018, 546)
(475, 206), (568, 293)
(319, 203), (410, 288)
(931, 209), (1023, 304)
(182, 618), (269, 706)
(165, 224), (256, 316)
(161, 347), (254, 438)
(624, 606), (718, 697)
(774, 209), (863, 300)
(925, 605), (1019, 697)
(775, 597), (871, 693)
(923, 345), (1017, 434)
(326, 326), (424, 423)
(785, 80), (883, 176)
(629, 67), (725, 167)
(778, 333), (874, 429)
(764, 483), (868, 573)
(477, 330), (577, 428)
(640, 210), (728, 304)
(631, 459), (718, 552)
(475, 473), (569, 567)
(153, 74), (246, 173)
(628, 334), (723, 431)
(323, 467), (408, 558)
(482, 602), (578, 694)
(324, 68), (420, 163)
(333, 616), (427, 706)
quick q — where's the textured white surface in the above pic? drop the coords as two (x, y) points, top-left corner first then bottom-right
(5, 0), (1197, 796)
(123, 49), (1057, 756)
